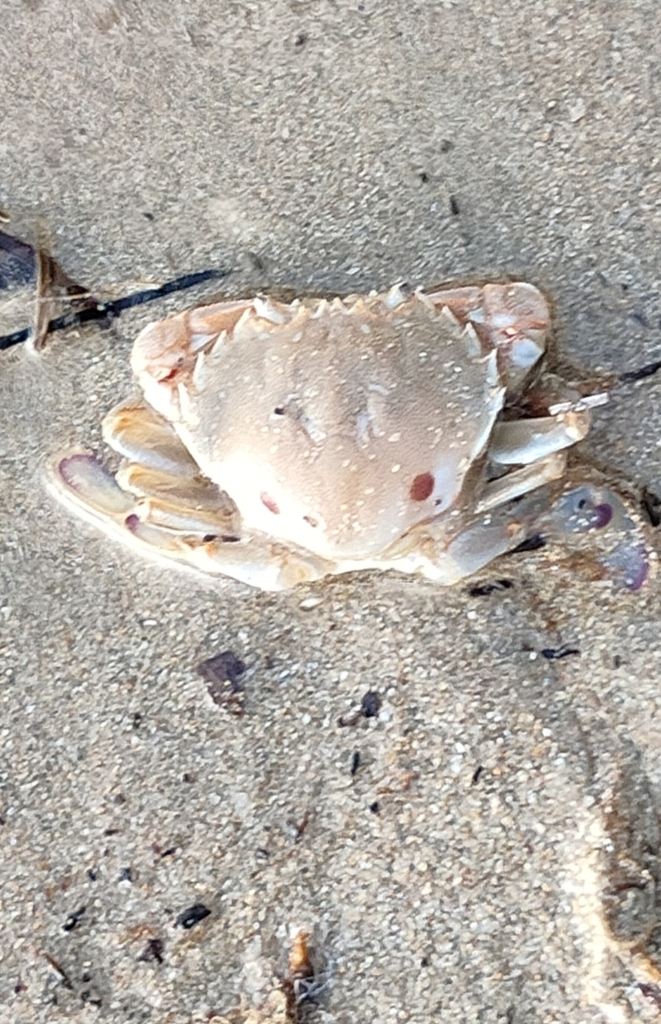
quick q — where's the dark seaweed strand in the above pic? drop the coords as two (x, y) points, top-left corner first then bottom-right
(619, 358), (661, 383)
(0, 268), (230, 351)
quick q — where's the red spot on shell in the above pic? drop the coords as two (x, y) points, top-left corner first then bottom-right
(410, 472), (435, 502)
(260, 492), (280, 515)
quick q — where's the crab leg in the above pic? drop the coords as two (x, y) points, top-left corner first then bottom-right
(377, 503), (532, 585)
(430, 518), (527, 582)
(101, 400), (242, 534)
(47, 453), (334, 590)
(116, 463), (240, 537)
(103, 399), (199, 476)
(489, 407), (591, 466)
(121, 516), (333, 590)
(476, 452), (568, 512)
(48, 453), (236, 536)
(53, 394), (333, 588)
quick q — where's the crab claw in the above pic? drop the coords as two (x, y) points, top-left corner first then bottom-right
(427, 282), (549, 387)
(479, 283), (550, 387)
(538, 484), (649, 591)
(131, 299), (254, 383)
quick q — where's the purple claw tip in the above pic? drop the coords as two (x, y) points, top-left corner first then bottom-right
(58, 453), (93, 487)
(602, 540), (649, 592)
(625, 553), (649, 592)
(593, 503), (614, 529)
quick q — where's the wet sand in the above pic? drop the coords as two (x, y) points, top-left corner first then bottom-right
(2, 2), (661, 1021)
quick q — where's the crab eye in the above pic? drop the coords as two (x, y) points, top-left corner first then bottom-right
(303, 515), (319, 528)
(273, 406), (285, 416)
(410, 472), (435, 502)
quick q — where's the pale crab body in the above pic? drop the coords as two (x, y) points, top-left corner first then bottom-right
(49, 282), (648, 591)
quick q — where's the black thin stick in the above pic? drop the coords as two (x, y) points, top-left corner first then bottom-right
(0, 267), (230, 351)
(619, 358), (661, 383)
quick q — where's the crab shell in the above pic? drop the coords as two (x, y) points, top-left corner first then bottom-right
(49, 282), (612, 591)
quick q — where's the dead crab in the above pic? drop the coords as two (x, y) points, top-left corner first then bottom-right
(48, 281), (649, 591)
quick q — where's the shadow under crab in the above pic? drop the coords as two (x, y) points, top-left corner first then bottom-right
(47, 281), (651, 592)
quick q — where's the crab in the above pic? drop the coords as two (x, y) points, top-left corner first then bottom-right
(48, 281), (649, 591)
